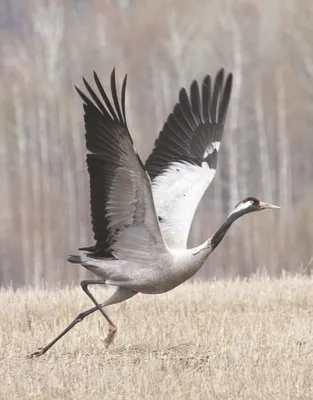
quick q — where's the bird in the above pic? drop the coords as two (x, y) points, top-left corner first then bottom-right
(28, 68), (279, 358)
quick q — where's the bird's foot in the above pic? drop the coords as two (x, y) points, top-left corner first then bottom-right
(104, 325), (117, 348)
(27, 347), (45, 359)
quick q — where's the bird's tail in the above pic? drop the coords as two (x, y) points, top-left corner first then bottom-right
(67, 255), (83, 264)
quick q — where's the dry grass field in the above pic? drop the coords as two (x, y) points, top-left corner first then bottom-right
(1, 275), (313, 399)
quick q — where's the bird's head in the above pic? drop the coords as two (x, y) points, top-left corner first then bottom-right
(230, 197), (280, 218)
(210, 197), (280, 250)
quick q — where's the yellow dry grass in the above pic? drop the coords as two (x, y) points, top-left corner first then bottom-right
(1, 275), (313, 399)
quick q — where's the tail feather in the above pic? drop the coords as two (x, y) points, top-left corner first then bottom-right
(67, 255), (83, 264)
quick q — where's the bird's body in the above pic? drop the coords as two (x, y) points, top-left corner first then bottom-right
(68, 68), (233, 297)
(76, 244), (211, 294)
(29, 67), (279, 358)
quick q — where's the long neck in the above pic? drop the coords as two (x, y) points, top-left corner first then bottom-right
(193, 208), (252, 256)
(209, 210), (245, 250)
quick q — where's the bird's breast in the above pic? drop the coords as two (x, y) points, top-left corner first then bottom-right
(137, 250), (207, 294)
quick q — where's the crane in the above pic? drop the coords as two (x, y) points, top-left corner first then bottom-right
(29, 68), (279, 358)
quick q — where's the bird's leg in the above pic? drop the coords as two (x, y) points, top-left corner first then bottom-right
(28, 284), (137, 358)
(28, 279), (109, 358)
(80, 284), (137, 346)
(80, 280), (117, 347)
(28, 304), (100, 358)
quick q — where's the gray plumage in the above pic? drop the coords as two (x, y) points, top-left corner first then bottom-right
(29, 69), (279, 358)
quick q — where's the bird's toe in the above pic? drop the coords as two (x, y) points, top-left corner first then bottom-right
(27, 347), (45, 359)
(104, 325), (117, 348)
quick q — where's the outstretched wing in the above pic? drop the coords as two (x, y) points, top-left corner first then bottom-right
(145, 69), (233, 249)
(76, 69), (167, 263)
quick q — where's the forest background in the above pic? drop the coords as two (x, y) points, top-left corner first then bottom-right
(0, 0), (312, 287)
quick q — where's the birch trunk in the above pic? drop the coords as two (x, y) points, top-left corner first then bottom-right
(276, 67), (293, 268)
(226, 16), (242, 265)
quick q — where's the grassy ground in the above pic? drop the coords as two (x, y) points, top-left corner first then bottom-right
(1, 275), (313, 399)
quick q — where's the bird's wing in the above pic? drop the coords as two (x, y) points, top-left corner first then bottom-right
(145, 69), (233, 249)
(76, 69), (168, 264)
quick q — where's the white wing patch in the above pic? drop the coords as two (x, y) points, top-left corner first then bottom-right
(203, 141), (221, 158)
(152, 161), (215, 249)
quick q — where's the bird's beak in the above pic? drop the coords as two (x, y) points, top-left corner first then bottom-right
(259, 201), (280, 210)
